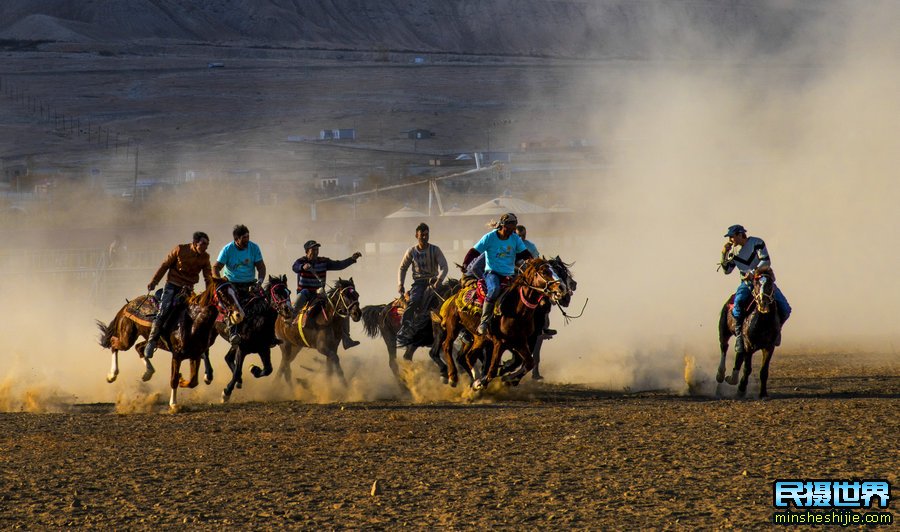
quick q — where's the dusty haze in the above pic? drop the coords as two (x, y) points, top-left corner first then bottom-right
(2, 2), (898, 411)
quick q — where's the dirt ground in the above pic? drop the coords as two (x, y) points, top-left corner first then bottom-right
(0, 352), (896, 529)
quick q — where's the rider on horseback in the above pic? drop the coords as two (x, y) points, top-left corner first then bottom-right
(462, 213), (534, 336)
(213, 224), (269, 345)
(720, 224), (792, 353)
(396, 222), (449, 347)
(292, 240), (363, 349)
(144, 231), (213, 359)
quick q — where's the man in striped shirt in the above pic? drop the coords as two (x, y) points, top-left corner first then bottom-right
(396, 222), (448, 347)
(292, 240), (363, 349)
(720, 224), (791, 353)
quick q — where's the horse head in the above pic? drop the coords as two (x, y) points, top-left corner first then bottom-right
(548, 256), (576, 307)
(751, 267), (777, 314)
(265, 274), (294, 320)
(522, 257), (566, 303)
(331, 277), (362, 322)
(210, 277), (245, 325)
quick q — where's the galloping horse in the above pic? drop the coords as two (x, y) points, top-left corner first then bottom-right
(717, 268), (782, 398)
(274, 278), (361, 386)
(497, 256), (578, 378)
(97, 277), (243, 408)
(217, 275), (293, 402)
(440, 258), (566, 389)
(361, 278), (460, 382)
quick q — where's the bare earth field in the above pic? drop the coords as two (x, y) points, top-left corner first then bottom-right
(0, 352), (897, 529)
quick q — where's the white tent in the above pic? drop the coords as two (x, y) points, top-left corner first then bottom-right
(447, 195), (554, 216)
(385, 205), (428, 219)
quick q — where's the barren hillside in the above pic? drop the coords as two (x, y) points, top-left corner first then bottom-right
(0, 0), (826, 59)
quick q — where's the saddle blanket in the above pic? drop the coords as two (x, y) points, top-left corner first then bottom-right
(123, 295), (159, 327)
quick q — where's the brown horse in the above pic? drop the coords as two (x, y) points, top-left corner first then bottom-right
(440, 258), (566, 390)
(717, 268), (782, 398)
(96, 277), (243, 408)
(274, 278), (362, 387)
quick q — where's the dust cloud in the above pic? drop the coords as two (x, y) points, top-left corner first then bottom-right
(546, 1), (900, 390)
(2, 3), (898, 411)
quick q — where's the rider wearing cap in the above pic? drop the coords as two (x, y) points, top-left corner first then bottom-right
(144, 231), (213, 359)
(292, 240), (363, 349)
(720, 224), (791, 353)
(462, 212), (534, 335)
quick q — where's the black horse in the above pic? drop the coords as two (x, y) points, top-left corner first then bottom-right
(361, 278), (460, 383)
(717, 268), (782, 398)
(217, 275), (293, 402)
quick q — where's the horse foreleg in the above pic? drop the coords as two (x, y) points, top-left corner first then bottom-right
(759, 348), (774, 399)
(202, 350), (213, 385)
(503, 344), (534, 386)
(222, 346), (243, 402)
(427, 339), (448, 383)
(275, 343), (297, 386)
(170, 357), (182, 409)
(474, 342), (504, 391)
(441, 321), (459, 387)
(462, 339), (479, 383)
(325, 348), (347, 387)
(182, 358), (200, 388)
(250, 347), (273, 379)
(385, 335), (400, 378)
(107, 350), (120, 383)
(737, 352), (753, 397)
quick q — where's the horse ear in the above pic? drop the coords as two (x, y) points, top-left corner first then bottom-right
(350, 276), (354, 284)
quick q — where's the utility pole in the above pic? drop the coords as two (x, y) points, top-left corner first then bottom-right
(132, 143), (139, 203)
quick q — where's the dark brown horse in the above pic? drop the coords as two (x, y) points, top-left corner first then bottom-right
(360, 278), (460, 383)
(717, 268), (782, 398)
(217, 275), (294, 402)
(440, 258), (566, 390)
(96, 277), (243, 408)
(274, 278), (361, 387)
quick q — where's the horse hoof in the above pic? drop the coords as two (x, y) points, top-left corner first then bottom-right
(472, 379), (485, 391)
(106, 373), (118, 383)
(724, 373), (739, 385)
(221, 390), (230, 403)
(236, 381), (242, 389)
(204, 376), (213, 385)
(250, 366), (262, 378)
(715, 370), (725, 383)
(141, 368), (155, 382)
(440, 376), (448, 385)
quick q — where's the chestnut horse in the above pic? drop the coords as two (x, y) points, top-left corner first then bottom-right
(217, 275), (294, 402)
(440, 258), (566, 390)
(274, 278), (361, 387)
(717, 268), (782, 398)
(96, 277), (243, 408)
(361, 278), (460, 383)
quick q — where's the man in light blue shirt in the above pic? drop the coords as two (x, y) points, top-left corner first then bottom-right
(213, 224), (268, 344)
(516, 225), (539, 258)
(461, 213), (534, 335)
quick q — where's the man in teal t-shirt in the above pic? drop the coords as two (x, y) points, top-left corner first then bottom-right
(213, 224), (268, 344)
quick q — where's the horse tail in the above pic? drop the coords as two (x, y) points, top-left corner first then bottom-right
(96, 319), (114, 349)
(360, 304), (386, 338)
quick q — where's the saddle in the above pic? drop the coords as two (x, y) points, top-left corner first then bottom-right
(454, 277), (511, 317)
(123, 295), (160, 327)
(298, 297), (329, 329)
(388, 298), (405, 329)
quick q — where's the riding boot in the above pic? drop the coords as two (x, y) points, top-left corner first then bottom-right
(144, 320), (162, 359)
(228, 322), (242, 345)
(342, 320), (360, 349)
(476, 299), (495, 336)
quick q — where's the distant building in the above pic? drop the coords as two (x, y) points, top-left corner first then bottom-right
(405, 129), (435, 140)
(319, 129), (357, 141)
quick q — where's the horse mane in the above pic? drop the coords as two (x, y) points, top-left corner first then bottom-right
(327, 277), (354, 297)
(512, 257), (548, 288)
(189, 278), (222, 307)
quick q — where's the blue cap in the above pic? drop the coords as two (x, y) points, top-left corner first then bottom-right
(724, 224), (746, 237)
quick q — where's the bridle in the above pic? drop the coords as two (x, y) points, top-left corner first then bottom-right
(267, 281), (293, 317)
(213, 281), (245, 324)
(517, 261), (565, 308)
(752, 274), (775, 314)
(328, 283), (360, 319)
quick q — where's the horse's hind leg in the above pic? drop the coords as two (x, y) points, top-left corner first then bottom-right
(717, 307), (732, 383)
(758, 348), (774, 399)
(441, 320), (460, 387)
(136, 341), (156, 382)
(222, 346), (243, 402)
(325, 349), (347, 387)
(170, 357), (182, 409)
(276, 343), (297, 386)
(107, 350), (120, 383)
(183, 359), (200, 388)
